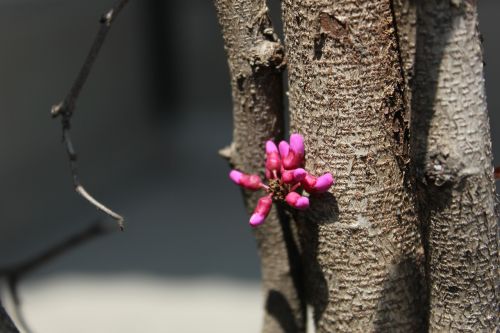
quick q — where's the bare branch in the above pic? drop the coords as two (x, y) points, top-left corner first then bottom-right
(0, 220), (113, 280)
(51, 0), (130, 119)
(7, 285), (32, 333)
(0, 302), (19, 333)
(0, 220), (114, 332)
(50, 0), (130, 230)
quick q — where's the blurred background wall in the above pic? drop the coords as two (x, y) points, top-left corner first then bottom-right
(0, 0), (497, 332)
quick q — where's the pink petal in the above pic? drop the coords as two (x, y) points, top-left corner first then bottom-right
(250, 196), (273, 227)
(278, 141), (289, 159)
(249, 213), (265, 227)
(295, 196), (310, 210)
(266, 140), (278, 154)
(314, 173), (334, 192)
(229, 170), (243, 184)
(285, 192), (300, 206)
(293, 168), (306, 181)
(282, 170), (295, 183)
(282, 168), (306, 184)
(289, 133), (304, 156)
(241, 174), (263, 190)
(281, 134), (305, 169)
(265, 151), (281, 172)
(255, 195), (273, 215)
(283, 151), (301, 169)
(301, 173), (317, 193)
(301, 173), (317, 188)
(285, 192), (309, 210)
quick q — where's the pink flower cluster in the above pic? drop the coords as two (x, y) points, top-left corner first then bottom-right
(229, 133), (334, 227)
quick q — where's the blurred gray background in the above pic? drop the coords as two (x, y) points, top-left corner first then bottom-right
(0, 1), (497, 332)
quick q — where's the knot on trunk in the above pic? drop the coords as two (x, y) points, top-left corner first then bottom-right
(419, 152), (478, 188)
(248, 40), (285, 71)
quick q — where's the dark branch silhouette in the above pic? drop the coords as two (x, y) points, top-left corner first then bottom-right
(51, 0), (131, 230)
(0, 220), (115, 333)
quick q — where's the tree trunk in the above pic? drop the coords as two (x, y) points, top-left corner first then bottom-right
(213, 1), (306, 332)
(407, 0), (499, 331)
(216, 0), (498, 331)
(282, 0), (425, 331)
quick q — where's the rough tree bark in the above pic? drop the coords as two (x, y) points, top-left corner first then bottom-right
(216, 0), (498, 331)
(399, 0), (498, 331)
(282, 0), (425, 331)
(213, 1), (306, 332)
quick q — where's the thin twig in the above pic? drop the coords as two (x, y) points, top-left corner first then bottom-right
(0, 221), (113, 279)
(76, 186), (124, 229)
(8, 289), (32, 333)
(0, 220), (114, 333)
(51, 0), (130, 230)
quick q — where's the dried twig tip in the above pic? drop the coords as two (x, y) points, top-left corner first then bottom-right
(51, 101), (64, 117)
(75, 185), (125, 230)
(101, 9), (114, 25)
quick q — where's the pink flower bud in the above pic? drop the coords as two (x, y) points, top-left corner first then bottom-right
(250, 195), (273, 227)
(314, 173), (334, 192)
(289, 134), (304, 156)
(282, 152), (301, 169)
(282, 170), (294, 183)
(229, 170), (243, 184)
(296, 196), (310, 209)
(282, 134), (305, 170)
(285, 192), (309, 210)
(241, 174), (263, 190)
(282, 168), (306, 184)
(266, 152), (281, 173)
(265, 140), (281, 175)
(278, 141), (289, 159)
(301, 172), (334, 193)
(301, 173), (317, 193)
(249, 213), (266, 227)
(266, 140), (278, 154)
(293, 168), (306, 181)
(229, 170), (263, 190)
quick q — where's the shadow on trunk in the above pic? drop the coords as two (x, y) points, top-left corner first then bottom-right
(373, 257), (426, 332)
(410, 1), (462, 329)
(265, 290), (301, 333)
(298, 192), (339, 327)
